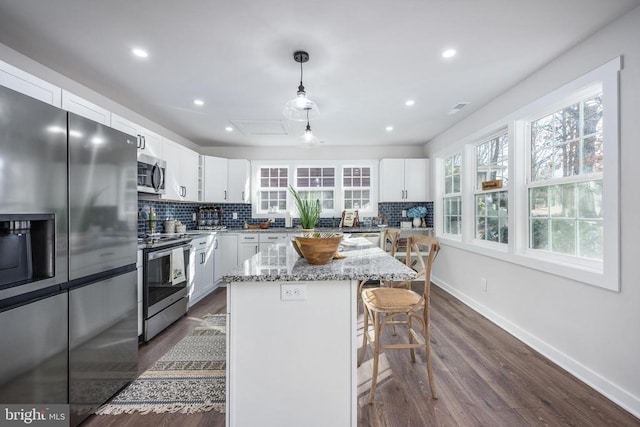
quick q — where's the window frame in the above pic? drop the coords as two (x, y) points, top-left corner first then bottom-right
(434, 57), (620, 291)
(440, 152), (463, 240)
(255, 166), (290, 214)
(251, 160), (379, 219)
(342, 165), (374, 212)
(472, 130), (509, 247)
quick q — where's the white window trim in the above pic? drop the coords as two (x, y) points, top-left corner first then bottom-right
(251, 160), (379, 219)
(434, 57), (620, 291)
(252, 163), (291, 215)
(437, 152), (463, 241)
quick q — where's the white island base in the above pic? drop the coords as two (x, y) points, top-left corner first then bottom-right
(227, 279), (357, 427)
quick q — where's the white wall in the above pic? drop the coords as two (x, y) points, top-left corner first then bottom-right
(424, 6), (640, 417)
(0, 43), (200, 152)
(201, 144), (426, 160)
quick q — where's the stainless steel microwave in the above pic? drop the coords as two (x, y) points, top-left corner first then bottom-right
(137, 153), (166, 194)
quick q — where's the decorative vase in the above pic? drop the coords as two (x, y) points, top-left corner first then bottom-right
(412, 217), (421, 227)
(421, 217), (427, 228)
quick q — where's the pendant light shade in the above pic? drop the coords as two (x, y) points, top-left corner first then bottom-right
(283, 51), (319, 121)
(301, 110), (320, 147)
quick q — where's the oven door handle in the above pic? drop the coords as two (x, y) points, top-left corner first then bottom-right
(147, 244), (191, 260)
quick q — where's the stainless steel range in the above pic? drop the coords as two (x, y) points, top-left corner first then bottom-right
(142, 237), (192, 342)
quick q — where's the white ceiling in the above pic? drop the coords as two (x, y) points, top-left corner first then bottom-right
(0, 0), (638, 149)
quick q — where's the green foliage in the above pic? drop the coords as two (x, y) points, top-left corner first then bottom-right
(289, 185), (321, 229)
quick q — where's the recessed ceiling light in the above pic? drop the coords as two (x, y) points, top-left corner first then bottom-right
(385, 126), (394, 132)
(405, 100), (415, 107)
(225, 126), (233, 132)
(193, 99), (204, 106)
(442, 48), (457, 59)
(131, 47), (148, 58)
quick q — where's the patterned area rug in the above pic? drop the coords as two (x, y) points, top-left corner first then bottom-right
(95, 314), (226, 415)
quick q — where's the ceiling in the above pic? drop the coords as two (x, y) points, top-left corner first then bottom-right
(0, 0), (638, 149)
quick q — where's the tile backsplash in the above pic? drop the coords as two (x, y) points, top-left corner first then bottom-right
(138, 197), (433, 235)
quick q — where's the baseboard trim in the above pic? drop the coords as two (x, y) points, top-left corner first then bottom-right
(432, 275), (640, 419)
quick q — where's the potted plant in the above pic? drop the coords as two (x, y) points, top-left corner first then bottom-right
(289, 185), (321, 231)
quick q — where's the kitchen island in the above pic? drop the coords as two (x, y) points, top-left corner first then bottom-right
(223, 242), (416, 427)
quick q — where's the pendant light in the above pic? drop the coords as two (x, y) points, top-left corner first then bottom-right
(302, 109), (320, 147)
(283, 51), (319, 121)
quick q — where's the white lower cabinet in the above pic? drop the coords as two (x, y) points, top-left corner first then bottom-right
(219, 234), (238, 280)
(189, 236), (215, 308)
(238, 234), (259, 265)
(259, 232), (290, 251)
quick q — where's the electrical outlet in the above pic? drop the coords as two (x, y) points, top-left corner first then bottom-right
(481, 277), (488, 292)
(233, 212), (238, 219)
(281, 283), (307, 301)
(192, 213), (196, 221)
(402, 210), (407, 217)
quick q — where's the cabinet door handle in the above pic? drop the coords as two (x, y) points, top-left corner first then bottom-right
(136, 134), (142, 149)
(255, 245), (258, 253)
(214, 239), (218, 249)
(141, 135), (146, 150)
(201, 253), (205, 264)
(405, 189), (408, 199)
(242, 191), (245, 201)
(224, 190), (227, 200)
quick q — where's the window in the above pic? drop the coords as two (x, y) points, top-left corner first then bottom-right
(258, 167), (288, 213)
(528, 90), (603, 260)
(443, 153), (462, 235)
(433, 57), (619, 290)
(475, 132), (508, 243)
(295, 167), (335, 210)
(343, 166), (371, 210)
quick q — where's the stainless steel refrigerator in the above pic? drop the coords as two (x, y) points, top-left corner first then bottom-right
(0, 85), (139, 426)
(0, 84), (69, 405)
(63, 112), (138, 426)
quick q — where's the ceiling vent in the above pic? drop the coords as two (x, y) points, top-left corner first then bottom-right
(448, 102), (470, 115)
(229, 120), (289, 136)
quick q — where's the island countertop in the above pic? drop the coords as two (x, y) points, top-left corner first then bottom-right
(223, 242), (416, 283)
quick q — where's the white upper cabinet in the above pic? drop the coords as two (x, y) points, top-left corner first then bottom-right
(379, 158), (430, 202)
(203, 157), (250, 204)
(62, 90), (110, 125)
(0, 60), (62, 107)
(180, 148), (199, 201)
(111, 113), (162, 159)
(162, 138), (199, 202)
(203, 156), (229, 203)
(228, 159), (251, 203)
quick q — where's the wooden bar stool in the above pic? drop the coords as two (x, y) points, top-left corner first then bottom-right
(357, 228), (402, 295)
(358, 235), (440, 404)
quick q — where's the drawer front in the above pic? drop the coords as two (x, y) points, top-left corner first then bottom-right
(259, 233), (289, 243)
(238, 234), (259, 243)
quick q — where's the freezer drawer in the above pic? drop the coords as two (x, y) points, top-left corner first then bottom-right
(0, 292), (68, 404)
(68, 270), (138, 427)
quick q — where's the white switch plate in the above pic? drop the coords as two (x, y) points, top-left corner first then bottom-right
(281, 283), (307, 301)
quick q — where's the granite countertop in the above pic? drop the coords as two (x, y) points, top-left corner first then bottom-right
(223, 242), (417, 283)
(222, 226), (433, 234)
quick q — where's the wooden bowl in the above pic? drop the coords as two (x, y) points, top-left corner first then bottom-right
(294, 234), (343, 265)
(291, 238), (304, 257)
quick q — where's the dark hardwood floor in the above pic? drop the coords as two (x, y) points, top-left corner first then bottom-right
(83, 284), (639, 427)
